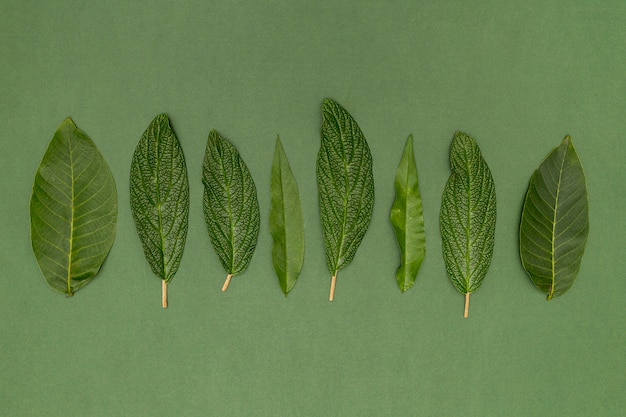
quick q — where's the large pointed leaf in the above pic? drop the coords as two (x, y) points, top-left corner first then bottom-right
(519, 136), (589, 300)
(130, 114), (189, 308)
(270, 136), (304, 296)
(440, 132), (496, 317)
(317, 98), (374, 301)
(202, 130), (260, 291)
(390, 135), (425, 293)
(30, 118), (118, 296)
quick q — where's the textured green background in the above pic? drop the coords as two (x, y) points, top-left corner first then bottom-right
(1, 1), (624, 416)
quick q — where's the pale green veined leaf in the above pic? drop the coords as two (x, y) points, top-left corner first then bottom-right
(390, 135), (425, 292)
(202, 130), (260, 291)
(30, 118), (118, 296)
(130, 113), (189, 308)
(317, 98), (374, 301)
(520, 136), (589, 300)
(440, 132), (496, 317)
(270, 136), (304, 296)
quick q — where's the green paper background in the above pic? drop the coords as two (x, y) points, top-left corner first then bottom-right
(1, 1), (624, 416)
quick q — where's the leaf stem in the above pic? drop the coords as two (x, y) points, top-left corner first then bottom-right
(162, 280), (168, 309)
(464, 292), (470, 318)
(222, 274), (233, 292)
(329, 272), (337, 301)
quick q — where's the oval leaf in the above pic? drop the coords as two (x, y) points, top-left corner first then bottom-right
(390, 135), (426, 293)
(440, 132), (496, 317)
(30, 118), (118, 296)
(202, 130), (260, 291)
(519, 136), (589, 300)
(317, 98), (374, 301)
(130, 114), (190, 308)
(270, 136), (304, 296)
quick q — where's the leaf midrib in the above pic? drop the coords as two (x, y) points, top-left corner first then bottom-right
(327, 111), (349, 274)
(549, 143), (568, 299)
(335, 156), (349, 273)
(155, 135), (168, 281)
(400, 167), (408, 258)
(67, 134), (75, 295)
(464, 149), (472, 292)
(224, 154), (235, 274)
(401, 144), (413, 274)
(278, 151), (291, 280)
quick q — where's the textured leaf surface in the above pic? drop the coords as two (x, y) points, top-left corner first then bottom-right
(440, 132), (496, 317)
(390, 135), (425, 292)
(202, 130), (260, 289)
(270, 136), (304, 296)
(520, 136), (588, 300)
(130, 114), (189, 307)
(317, 98), (374, 300)
(30, 118), (118, 296)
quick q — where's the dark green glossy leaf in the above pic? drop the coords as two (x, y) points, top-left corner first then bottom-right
(130, 114), (189, 308)
(520, 136), (589, 300)
(30, 118), (118, 296)
(390, 135), (425, 292)
(317, 98), (374, 301)
(440, 132), (496, 317)
(270, 136), (304, 296)
(202, 130), (260, 291)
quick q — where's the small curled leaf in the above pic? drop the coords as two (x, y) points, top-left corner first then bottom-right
(270, 136), (304, 296)
(390, 135), (426, 292)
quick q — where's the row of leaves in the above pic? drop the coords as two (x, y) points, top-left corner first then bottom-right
(30, 99), (589, 316)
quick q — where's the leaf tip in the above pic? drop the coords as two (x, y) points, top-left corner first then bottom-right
(562, 135), (572, 145)
(60, 117), (77, 131)
(322, 98), (343, 115)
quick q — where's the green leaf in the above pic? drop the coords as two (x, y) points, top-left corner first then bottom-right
(390, 135), (425, 293)
(30, 118), (118, 296)
(519, 136), (589, 300)
(440, 132), (496, 317)
(130, 114), (189, 308)
(270, 136), (304, 296)
(202, 129), (260, 291)
(317, 98), (374, 301)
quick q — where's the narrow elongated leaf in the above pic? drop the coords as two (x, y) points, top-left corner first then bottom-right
(130, 114), (189, 308)
(202, 130), (260, 291)
(317, 98), (374, 301)
(30, 118), (117, 296)
(270, 136), (304, 296)
(390, 135), (425, 292)
(440, 132), (496, 317)
(520, 136), (588, 300)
